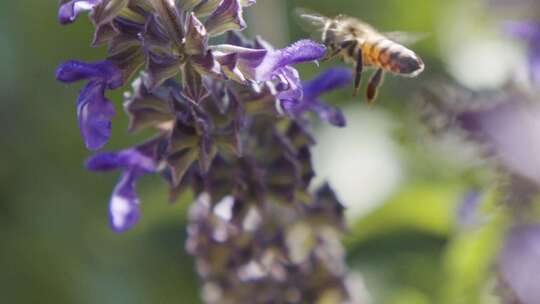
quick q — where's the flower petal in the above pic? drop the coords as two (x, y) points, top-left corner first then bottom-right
(181, 62), (210, 103)
(58, 0), (100, 24)
(56, 60), (123, 89)
(77, 81), (116, 150)
(149, 0), (184, 45)
(503, 21), (540, 41)
(310, 100), (347, 127)
(193, 0), (221, 17)
(457, 100), (540, 185)
(91, 0), (129, 26)
(146, 52), (181, 89)
(105, 17), (144, 55)
(109, 170), (141, 232)
(281, 98), (346, 127)
(86, 140), (160, 232)
(246, 39), (325, 81)
(108, 46), (146, 83)
(499, 224), (540, 304)
(274, 66), (303, 102)
(141, 14), (171, 51)
(86, 151), (124, 171)
(211, 40), (325, 83)
(204, 0), (247, 37)
(124, 75), (177, 133)
(167, 149), (199, 186)
(86, 142), (158, 172)
(92, 22), (118, 46)
(217, 53), (248, 83)
(302, 68), (352, 101)
(281, 68), (350, 127)
(185, 13), (208, 55)
(191, 51), (223, 78)
(503, 21), (540, 86)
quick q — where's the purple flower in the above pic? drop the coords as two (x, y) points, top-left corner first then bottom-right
(212, 39), (326, 118)
(457, 99), (540, 186)
(58, 0), (100, 24)
(212, 39), (325, 82)
(56, 60), (123, 150)
(55, 1), (358, 299)
(504, 21), (540, 87)
(499, 224), (540, 304)
(56, 60), (122, 89)
(282, 67), (352, 127)
(249, 39), (326, 81)
(58, 0), (128, 26)
(254, 40), (326, 112)
(86, 141), (158, 232)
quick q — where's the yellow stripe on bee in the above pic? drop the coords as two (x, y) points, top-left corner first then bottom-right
(379, 49), (391, 67)
(361, 39), (379, 64)
(363, 38), (393, 68)
(376, 40), (395, 69)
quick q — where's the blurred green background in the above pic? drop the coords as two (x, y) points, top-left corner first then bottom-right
(0, 0), (524, 303)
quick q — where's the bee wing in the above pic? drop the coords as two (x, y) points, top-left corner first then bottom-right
(294, 7), (329, 35)
(382, 31), (429, 46)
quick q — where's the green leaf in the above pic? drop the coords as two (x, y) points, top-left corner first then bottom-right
(346, 182), (462, 246)
(438, 187), (509, 304)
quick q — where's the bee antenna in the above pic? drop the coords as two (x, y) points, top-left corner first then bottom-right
(294, 8), (327, 25)
(301, 14), (326, 23)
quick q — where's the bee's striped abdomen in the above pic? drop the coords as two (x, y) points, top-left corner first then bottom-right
(361, 38), (387, 66)
(362, 38), (424, 77)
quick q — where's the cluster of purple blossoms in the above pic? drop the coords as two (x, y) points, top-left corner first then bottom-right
(424, 86), (540, 302)
(504, 21), (540, 88)
(490, 0), (540, 88)
(485, 4), (540, 303)
(418, 82), (540, 304)
(57, 0), (355, 302)
(415, 2), (540, 301)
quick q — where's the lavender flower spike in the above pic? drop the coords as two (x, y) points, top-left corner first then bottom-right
(56, 0), (357, 300)
(86, 142), (158, 232)
(57, 60), (123, 150)
(504, 21), (540, 87)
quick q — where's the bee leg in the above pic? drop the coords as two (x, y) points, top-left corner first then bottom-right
(353, 50), (363, 97)
(366, 68), (384, 104)
(323, 40), (356, 61)
(323, 47), (342, 61)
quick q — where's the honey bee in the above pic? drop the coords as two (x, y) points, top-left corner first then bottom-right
(298, 10), (425, 104)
